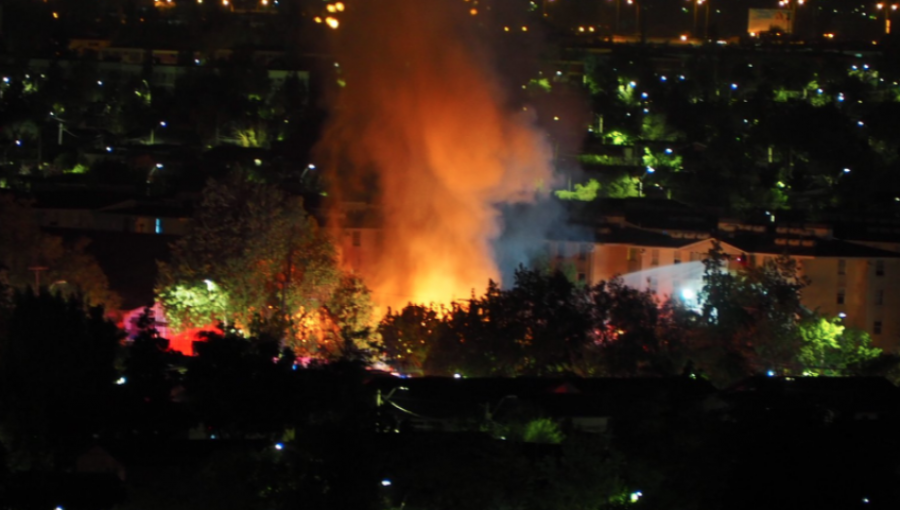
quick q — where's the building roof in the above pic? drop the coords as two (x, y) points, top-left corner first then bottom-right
(727, 234), (900, 259)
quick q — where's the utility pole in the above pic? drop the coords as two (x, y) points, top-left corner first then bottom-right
(28, 266), (48, 293)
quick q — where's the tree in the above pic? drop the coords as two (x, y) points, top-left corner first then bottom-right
(797, 317), (881, 376)
(0, 290), (121, 470)
(156, 176), (340, 336)
(0, 195), (119, 311)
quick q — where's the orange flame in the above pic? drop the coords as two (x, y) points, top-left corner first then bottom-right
(318, 0), (553, 311)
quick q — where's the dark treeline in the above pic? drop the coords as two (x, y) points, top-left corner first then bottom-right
(379, 243), (889, 385)
(1, 269), (900, 510)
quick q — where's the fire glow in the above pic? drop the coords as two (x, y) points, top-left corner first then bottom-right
(318, 0), (553, 310)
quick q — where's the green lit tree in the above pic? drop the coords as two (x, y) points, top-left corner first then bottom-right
(156, 176), (339, 335)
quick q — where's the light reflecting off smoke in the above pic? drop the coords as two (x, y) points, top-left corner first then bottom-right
(619, 261), (705, 305)
(318, 0), (553, 310)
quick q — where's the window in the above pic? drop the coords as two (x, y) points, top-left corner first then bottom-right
(352, 230), (361, 247)
(628, 248), (641, 261)
(578, 243), (589, 261)
(674, 250), (682, 264)
(651, 249), (660, 266)
(876, 260), (885, 277)
(837, 259), (846, 276)
(876, 289), (884, 306)
(837, 288), (845, 305)
(874, 321), (883, 335)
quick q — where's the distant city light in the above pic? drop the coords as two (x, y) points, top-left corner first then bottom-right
(681, 288), (696, 300)
(646, 166), (655, 173)
(335, 2), (345, 11)
(97, 80), (103, 86)
(381, 479), (392, 487)
(839, 312), (847, 318)
(630, 491), (643, 503)
(106, 146), (113, 153)
(160, 121), (167, 127)
(665, 148), (673, 154)
(314, 16), (322, 22)
(275, 443), (284, 450)
(767, 370), (775, 377)
(843, 168), (851, 173)
(453, 373), (462, 379)
(116, 377), (127, 385)
(156, 163), (164, 169)
(326, 16), (339, 28)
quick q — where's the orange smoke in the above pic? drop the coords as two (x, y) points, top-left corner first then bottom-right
(319, 0), (553, 310)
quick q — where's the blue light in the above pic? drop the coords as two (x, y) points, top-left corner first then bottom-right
(767, 370), (775, 377)
(155, 218), (162, 234)
(275, 443), (284, 450)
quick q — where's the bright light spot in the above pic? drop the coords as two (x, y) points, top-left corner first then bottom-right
(665, 148), (672, 154)
(681, 288), (695, 300)
(381, 479), (392, 487)
(731, 83), (738, 90)
(660, 75), (667, 81)
(680, 34), (688, 41)
(453, 373), (462, 379)
(858, 121), (865, 126)
(2, 77), (8, 83)
(335, 2), (345, 11)
(521, 26), (528, 31)
(470, 7), (478, 14)
(679, 75), (685, 80)
(630, 491), (643, 503)
(839, 312), (847, 318)
(314, 16), (322, 22)
(641, 92), (648, 98)
(326, 3), (336, 12)
(14, 140), (21, 146)
(308, 163), (316, 169)
(553, 116), (560, 121)
(156, 163), (164, 169)
(116, 377), (126, 385)
(160, 121), (167, 127)
(106, 146), (113, 153)
(254, 158), (262, 166)
(556, 71), (562, 76)
(646, 166), (655, 173)
(195, 58), (201, 64)
(275, 443), (284, 450)
(204, 279), (216, 291)
(504, 26), (510, 31)
(97, 80), (103, 86)
(863, 497), (870, 503)
(326, 16), (339, 28)
(629, 81), (636, 87)
(52, 12), (59, 18)
(843, 168), (851, 173)
(767, 370), (775, 377)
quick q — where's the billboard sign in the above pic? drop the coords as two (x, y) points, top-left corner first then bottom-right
(748, 9), (793, 34)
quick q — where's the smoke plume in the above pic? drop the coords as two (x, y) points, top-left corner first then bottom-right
(317, 0), (554, 309)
